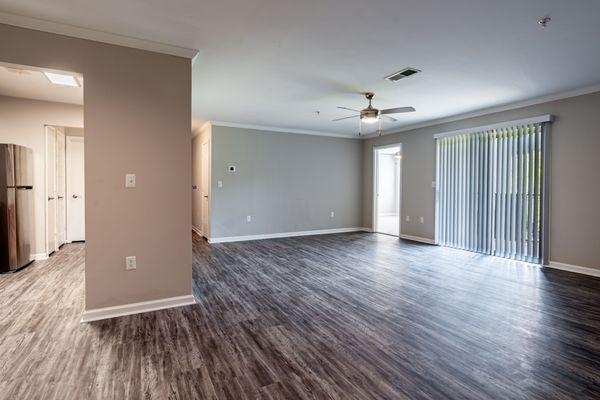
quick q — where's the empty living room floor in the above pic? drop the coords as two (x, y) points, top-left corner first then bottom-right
(1, 234), (600, 399)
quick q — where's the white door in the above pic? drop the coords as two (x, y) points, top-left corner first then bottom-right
(45, 126), (57, 254)
(201, 140), (210, 238)
(56, 128), (66, 247)
(66, 137), (85, 242)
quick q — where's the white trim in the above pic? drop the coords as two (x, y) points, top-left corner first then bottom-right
(81, 294), (196, 323)
(0, 12), (199, 59)
(32, 253), (49, 261)
(433, 115), (553, 139)
(192, 225), (202, 236)
(545, 261), (600, 278)
(208, 227), (370, 244)
(399, 234), (437, 245)
(363, 84), (600, 139)
(211, 121), (360, 139)
(192, 121), (211, 138)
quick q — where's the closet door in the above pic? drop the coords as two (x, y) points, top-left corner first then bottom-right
(45, 126), (57, 254)
(66, 137), (85, 242)
(56, 128), (66, 247)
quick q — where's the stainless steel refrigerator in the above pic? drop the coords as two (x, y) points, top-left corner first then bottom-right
(0, 144), (34, 273)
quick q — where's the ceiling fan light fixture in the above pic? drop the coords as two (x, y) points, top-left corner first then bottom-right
(361, 116), (379, 124)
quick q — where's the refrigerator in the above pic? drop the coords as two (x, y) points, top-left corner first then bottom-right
(0, 144), (34, 273)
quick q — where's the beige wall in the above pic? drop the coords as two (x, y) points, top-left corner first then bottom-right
(363, 91), (600, 270)
(0, 95), (83, 256)
(0, 23), (192, 309)
(65, 127), (84, 137)
(210, 125), (363, 238)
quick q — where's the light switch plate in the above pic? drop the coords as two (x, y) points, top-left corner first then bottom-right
(330, 211), (335, 218)
(217, 180), (223, 188)
(125, 174), (136, 188)
(246, 215), (252, 222)
(125, 256), (137, 270)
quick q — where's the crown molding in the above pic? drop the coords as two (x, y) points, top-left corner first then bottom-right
(363, 83), (600, 139)
(0, 12), (199, 59)
(211, 121), (360, 139)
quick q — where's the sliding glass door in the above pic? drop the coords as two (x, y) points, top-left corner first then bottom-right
(435, 116), (551, 264)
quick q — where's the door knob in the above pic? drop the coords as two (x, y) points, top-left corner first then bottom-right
(72, 194), (79, 199)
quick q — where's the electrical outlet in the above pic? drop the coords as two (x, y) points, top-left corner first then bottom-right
(125, 256), (137, 270)
(246, 215), (252, 222)
(330, 211), (335, 218)
(217, 180), (223, 188)
(406, 216), (410, 222)
(420, 217), (424, 224)
(125, 174), (136, 188)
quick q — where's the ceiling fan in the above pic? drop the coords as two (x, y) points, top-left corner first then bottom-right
(333, 92), (415, 134)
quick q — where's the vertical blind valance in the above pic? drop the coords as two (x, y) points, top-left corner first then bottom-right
(435, 117), (551, 264)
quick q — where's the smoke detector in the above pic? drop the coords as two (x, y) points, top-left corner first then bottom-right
(385, 67), (421, 82)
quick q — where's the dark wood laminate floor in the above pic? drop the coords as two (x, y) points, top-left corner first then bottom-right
(1, 233), (600, 399)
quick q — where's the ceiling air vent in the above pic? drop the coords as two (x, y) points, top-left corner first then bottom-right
(385, 67), (421, 82)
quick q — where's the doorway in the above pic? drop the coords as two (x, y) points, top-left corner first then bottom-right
(373, 144), (402, 236)
(46, 126), (85, 255)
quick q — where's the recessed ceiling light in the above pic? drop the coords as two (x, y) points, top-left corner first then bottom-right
(43, 71), (79, 87)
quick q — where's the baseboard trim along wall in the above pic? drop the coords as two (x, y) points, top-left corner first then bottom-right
(209, 227), (371, 244)
(32, 253), (49, 261)
(545, 261), (600, 278)
(399, 234), (437, 245)
(80, 294), (196, 323)
(191, 225), (202, 236)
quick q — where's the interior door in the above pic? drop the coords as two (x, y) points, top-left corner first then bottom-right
(56, 128), (66, 247)
(66, 137), (85, 242)
(45, 126), (57, 254)
(201, 140), (210, 238)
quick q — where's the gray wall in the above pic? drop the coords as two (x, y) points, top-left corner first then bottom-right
(210, 126), (363, 238)
(363, 91), (600, 270)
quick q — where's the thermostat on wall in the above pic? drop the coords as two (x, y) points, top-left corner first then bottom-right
(228, 165), (236, 173)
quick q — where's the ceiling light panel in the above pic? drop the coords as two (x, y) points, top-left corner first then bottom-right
(43, 72), (79, 87)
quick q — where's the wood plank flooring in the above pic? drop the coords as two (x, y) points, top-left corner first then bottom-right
(1, 233), (600, 399)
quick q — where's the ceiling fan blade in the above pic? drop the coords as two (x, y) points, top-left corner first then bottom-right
(337, 106), (360, 112)
(332, 115), (359, 122)
(380, 106), (416, 114)
(381, 114), (397, 122)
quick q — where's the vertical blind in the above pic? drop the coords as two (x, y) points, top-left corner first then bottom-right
(435, 116), (551, 264)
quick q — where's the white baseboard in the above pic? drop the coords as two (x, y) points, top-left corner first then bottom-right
(545, 261), (600, 278)
(81, 294), (196, 323)
(32, 253), (48, 261)
(399, 234), (437, 245)
(209, 227), (371, 244)
(192, 225), (202, 236)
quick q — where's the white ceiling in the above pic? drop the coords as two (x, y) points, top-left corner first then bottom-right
(1, 0), (600, 136)
(0, 62), (83, 105)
